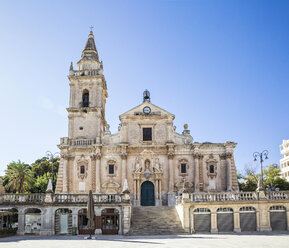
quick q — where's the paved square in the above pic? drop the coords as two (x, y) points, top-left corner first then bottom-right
(0, 234), (289, 248)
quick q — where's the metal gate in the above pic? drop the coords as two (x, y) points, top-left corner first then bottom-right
(193, 208), (211, 232)
(240, 206), (256, 232)
(217, 208), (234, 232)
(270, 206), (287, 231)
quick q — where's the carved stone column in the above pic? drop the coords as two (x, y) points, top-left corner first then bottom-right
(226, 152), (232, 191)
(93, 150), (101, 193)
(167, 143), (175, 206)
(193, 153), (200, 192)
(136, 179), (141, 206)
(168, 154), (175, 193)
(120, 144), (128, 186)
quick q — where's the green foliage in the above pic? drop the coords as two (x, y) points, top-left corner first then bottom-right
(4, 160), (34, 193)
(263, 164), (289, 190)
(2, 157), (59, 193)
(238, 163), (289, 191)
(30, 157), (59, 192)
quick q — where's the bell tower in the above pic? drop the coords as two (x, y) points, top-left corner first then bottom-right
(67, 31), (108, 143)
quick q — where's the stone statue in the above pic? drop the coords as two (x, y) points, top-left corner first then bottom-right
(135, 156), (142, 172)
(145, 160), (150, 170)
(154, 158), (162, 172)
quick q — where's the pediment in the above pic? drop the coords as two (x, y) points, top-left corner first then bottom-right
(119, 102), (174, 120)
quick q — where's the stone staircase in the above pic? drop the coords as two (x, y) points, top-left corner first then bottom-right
(128, 206), (188, 236)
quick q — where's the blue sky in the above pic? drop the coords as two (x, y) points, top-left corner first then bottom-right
(0, 0), (288, 176)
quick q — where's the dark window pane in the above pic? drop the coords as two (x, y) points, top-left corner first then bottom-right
(210, 165), (214, 173)
(143, 128), (152, 141)
(80, 165), (85, 174)
(181, 164), (187, 174)
(82, 93), (89, 107)
(109, 164), (114, 174)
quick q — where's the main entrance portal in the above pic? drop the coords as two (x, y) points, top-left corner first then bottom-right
(141, 181), (155, 206)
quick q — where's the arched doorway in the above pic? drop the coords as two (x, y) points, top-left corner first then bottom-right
(101, 208), (119, 235)
(25, 208), (41, 234)
(141, 181), (155, 206)
(55, 208), (72, 235)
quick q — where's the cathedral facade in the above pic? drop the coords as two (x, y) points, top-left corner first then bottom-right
(55, 31), (239, 206)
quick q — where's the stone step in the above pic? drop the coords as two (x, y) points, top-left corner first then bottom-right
(128, 206), (187, 236)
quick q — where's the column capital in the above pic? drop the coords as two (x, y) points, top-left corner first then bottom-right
(193, 152), (203, 159)
(91, 153), (101, 160)
(168, 153), (174, 159)
(121, 153), (127, 160)
(226, 152), (233, 159)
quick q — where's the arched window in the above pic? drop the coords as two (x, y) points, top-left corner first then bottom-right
(209, 165), (214, 173)
(82, 90), (89, 107)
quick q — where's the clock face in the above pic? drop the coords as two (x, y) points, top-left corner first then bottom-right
(143, 106), (151, 114)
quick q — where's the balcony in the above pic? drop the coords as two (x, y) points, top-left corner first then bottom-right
(59, 138), (97, 146)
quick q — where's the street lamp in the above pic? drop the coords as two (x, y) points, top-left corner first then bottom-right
(46, 151), (60, 191)
(253, 150), (269, 191)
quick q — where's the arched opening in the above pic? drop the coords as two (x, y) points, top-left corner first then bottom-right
(0, 208), (18, 233)
(141, 181), (155, 206)
(217, 207), (234, 233)
(269, 205), (287, 231)
(25, 208), (41, 234)
(55, 208), (72, 235)
(193, 208), (211, 233)
(82, 90), (89, 107)
(101, 208), (119, 235)
(239, 206), (256, 232)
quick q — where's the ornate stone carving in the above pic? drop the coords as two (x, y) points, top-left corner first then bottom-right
(76, 155), (89, 180)
(101, 179), (121, 194)
(206, 154), (217, 179)
(226, 152), (233, 159)
(178, 159), (189, 176)
(167, 144), (175, 159)
(193, 152), (203, 159)
(175, 178), (194, 193)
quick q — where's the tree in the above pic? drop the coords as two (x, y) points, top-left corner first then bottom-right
(2, 157), (59, 193)
(238, 163), (289, 191)
(30, 157), (59, 193)
(263, 164), (289, 190)
(238, 163), (259, 192)
(4, 160), (34, 193)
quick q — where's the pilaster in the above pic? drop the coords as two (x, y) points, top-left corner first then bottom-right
(211, 212), (218, 233)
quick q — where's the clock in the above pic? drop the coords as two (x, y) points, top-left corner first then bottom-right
(143, 106), (151, 114)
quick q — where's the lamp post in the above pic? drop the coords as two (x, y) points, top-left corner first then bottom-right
(253, 150), (269, 191)
(46, 151), (60, 191)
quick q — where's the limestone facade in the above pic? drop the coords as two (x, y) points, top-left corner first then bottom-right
(55, 31), (239, 206)
(280, 140), (289, 181)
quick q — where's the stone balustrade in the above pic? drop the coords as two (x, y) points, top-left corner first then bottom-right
(59, 137), (97, 146)
(179, 191), (289, 204)
(266, 191), (289, 200)
(0, 193), (45, 204)
(0, 193), (128, 205)
(71, 70), (101, 77)
(53, 194), (123, 204)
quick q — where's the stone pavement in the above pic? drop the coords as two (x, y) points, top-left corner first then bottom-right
(0, 233), (289, 248)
